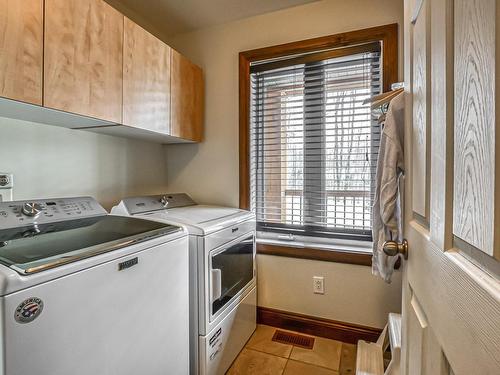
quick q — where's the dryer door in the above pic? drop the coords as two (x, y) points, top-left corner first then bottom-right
(209, 234), (255, 320)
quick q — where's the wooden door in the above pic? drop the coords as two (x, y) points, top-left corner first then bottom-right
(0, 0), (43, 105)
(171, 49), (204, 142)
(123, 17), (171, 133)
(401, 0), (500, 374)
(44, 0), (123, 123)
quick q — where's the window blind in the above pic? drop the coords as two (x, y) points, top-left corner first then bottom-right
(249, 43), (382, 241)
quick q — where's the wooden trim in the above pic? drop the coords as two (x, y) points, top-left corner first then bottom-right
(250, 42), (381, 74)
(257, 243), (372, 267)
(257, 306), (382, 344)
(239, 23), (399, 210)
(239, 52), (251, 209)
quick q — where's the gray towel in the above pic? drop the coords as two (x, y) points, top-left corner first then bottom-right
(372, 92), (405, 283)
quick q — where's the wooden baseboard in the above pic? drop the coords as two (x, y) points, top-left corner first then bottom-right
(257, 306), (382, 345)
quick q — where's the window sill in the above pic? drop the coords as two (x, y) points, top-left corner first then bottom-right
(256, 238), (373, 267)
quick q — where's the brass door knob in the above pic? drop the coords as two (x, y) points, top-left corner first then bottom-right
(382, 239), (408, 259)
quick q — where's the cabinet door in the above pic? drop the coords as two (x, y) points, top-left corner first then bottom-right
(171, 50), (204, 142)
(44, 0), (123, 123)
(0, 0), (43, 105)
(123, 18), (171, 133)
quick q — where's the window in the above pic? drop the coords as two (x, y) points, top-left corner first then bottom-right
(239, 25), (398, 259)
(250, 43), (381, 242)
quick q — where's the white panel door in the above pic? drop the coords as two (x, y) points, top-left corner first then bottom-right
(401, 0), (500, 374)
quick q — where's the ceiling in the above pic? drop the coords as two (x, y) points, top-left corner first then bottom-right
(105, 0), (319, 38)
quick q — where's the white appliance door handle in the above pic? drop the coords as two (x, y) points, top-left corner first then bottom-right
(211, 269), (222, 302)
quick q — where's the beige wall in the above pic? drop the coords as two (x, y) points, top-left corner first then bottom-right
(258, 255), (402, 328)
(166, 0), (404, 328)
(0, 117), (168, 210)
(165, 0), (404, 206)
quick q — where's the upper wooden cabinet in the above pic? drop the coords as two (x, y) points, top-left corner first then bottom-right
(123, 18), (171, 133)
(44, 0), (123, 123)
(171, 50), (204, 142)
(0, 0), (203, 143)
(0, 0), (43, 105)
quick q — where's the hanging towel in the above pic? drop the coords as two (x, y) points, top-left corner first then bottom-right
(372, 92), (405, 283)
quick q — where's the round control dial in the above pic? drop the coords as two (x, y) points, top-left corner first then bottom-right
(22, 202), (43, 218)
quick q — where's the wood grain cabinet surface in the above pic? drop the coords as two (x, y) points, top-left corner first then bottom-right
(0, 0), (43, 105)
(0, 0), (203, 143)
(171, 50), (204, 142)
(123, 17), (171, 134)
(44, 0), (123, 123)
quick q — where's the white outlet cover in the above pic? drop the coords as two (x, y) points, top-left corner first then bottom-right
(0, 190), (13, 202)
(0, 173), (14, 202)
(313, 276), (324, 294)
(0, 173), (13, 189)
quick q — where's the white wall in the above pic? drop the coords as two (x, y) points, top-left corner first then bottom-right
(0, 117), (168, 210)
(166, 0), (404, 328)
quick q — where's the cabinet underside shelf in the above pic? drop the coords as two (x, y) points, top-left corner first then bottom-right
(0, 97), (194, 144)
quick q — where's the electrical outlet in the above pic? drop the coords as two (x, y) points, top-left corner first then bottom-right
(313, 276), (324, 294)
(0, 173), (14, 202)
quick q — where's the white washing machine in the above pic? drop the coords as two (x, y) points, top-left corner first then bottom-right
(112, 194), (257, 375)
(0, 197), (190, 375)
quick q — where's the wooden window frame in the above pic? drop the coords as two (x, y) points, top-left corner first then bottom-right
(239, 24), (399, 265)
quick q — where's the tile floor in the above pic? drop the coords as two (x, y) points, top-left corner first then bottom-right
(226, 325), (357, 375)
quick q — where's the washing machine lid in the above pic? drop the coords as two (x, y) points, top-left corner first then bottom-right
(142, 205), (254, 235)
(116, 194), (255, 235)
(0, 215), (181, 275)
(163, 205), (247, 224)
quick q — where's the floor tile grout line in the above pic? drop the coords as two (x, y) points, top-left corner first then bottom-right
(234, 347), (288, 375)
(244, 344), (293, 359)
(287, 358), (341, 372)
(281, 358), (288, 375)
(287, 342), (344, 372)
(284, 359), (343, 375)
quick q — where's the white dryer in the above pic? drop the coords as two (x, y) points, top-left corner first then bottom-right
(0, 197), (190, 375)
(112, 194), (257, 375)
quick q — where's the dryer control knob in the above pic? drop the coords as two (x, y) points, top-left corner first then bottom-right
(22, 202), (43, 218)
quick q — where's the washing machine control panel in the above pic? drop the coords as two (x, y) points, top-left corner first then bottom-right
(119, 193), (196, 215)
(0, 197), (107, 229)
